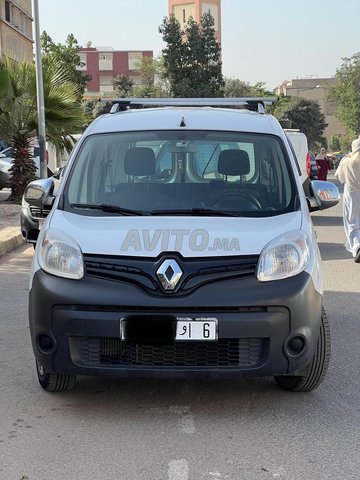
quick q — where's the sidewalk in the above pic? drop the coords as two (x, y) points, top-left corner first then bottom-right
(0, 189), (24, 257)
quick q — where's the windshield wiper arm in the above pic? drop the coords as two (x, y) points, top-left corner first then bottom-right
(150, 208), (240, 217)
(70, 203), (146, 216)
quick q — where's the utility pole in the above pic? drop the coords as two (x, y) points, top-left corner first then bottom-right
(32, 0), (47, 179)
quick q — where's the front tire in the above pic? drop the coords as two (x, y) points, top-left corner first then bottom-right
(274, 307), (331, 392)
(36, 360), (76, 392)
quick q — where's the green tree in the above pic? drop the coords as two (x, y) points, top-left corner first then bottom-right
(158, 15), (185, 96)
(113, 75), (134, 97)
(339, 133), (353, 154)
(328, 135), (341, 152)
(133, 55), (170, 98)
(0, 57), (88, 202)
(272, 97), (327, 150)
(92, 100), (112, 118)
(224, 78), (252, 97)
(40, 31), (92, 101)
(82, 98), (97, 118)
(224, 78), (273, 97)
(328, 52), (360, 137)
(82, 99), (112, 121)
(159, 12), (224, 97)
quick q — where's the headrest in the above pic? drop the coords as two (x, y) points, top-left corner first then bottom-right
(124, 147), (156, 176)
(218, 149), (250, 176)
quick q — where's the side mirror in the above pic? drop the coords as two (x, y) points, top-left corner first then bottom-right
(52, 166), (64, 179)
(310, 180), (340, 211)
(24, 177), (55, 209)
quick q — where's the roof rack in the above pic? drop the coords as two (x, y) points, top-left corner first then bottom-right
(99, 97), (279, 114)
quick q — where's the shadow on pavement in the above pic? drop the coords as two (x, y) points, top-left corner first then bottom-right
(311, 215), (344, 227)
(317, 242), (351, 261)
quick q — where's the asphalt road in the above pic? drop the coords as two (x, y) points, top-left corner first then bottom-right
(1, 177), (359, 480)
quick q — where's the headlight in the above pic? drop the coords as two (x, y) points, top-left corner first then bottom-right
(39, 228), (84, 279)
(257, 230), (310, 282)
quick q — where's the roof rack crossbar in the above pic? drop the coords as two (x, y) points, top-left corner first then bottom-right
(99, 97), (279, 114)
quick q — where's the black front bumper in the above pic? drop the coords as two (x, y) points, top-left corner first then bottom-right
(21, 204), (50, 243)
(29, 269), (322, 379)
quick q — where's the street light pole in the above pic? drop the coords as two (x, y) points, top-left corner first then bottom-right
(32, 0), (47, 179)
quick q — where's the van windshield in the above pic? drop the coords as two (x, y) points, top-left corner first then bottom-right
(65, 131), (297, 217)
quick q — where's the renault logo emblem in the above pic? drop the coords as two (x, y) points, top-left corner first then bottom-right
(156, 259), (183, 291)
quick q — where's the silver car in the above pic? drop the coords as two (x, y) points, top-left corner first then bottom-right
(0, 147), (14, 190)
(0, 146), (44, 190)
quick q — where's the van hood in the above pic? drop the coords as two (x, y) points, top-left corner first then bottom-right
(48, 211), (303, 258)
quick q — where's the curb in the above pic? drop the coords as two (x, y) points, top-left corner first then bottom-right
(0, 230), (25, 257)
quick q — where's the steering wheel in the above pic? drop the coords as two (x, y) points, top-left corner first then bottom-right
(210, 192), (262, 210)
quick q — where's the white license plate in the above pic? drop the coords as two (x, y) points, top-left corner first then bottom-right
(175, 317), (218, 341)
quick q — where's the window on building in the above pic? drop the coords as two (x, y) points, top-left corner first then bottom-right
(173, 4), (195, 24)
(128, 52), (143, 70)
(78, 52), (87, 71)
(11, 6), (20, 28)
(201, 3), (219, 30)
(99, 53), (113, 71)
(99, 75), (114, 92)
(5, 1), (11, 22)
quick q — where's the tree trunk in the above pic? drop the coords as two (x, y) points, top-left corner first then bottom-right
(8, 135), (36, 203)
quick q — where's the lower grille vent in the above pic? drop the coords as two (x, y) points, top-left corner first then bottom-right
(70, 336), (265, 368)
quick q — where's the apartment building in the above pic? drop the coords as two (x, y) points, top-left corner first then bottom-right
(274, 78), (346, 139)
(0, 0), (33, 62)
(168, 0), (221, 43)
(79, 44), (153, 94)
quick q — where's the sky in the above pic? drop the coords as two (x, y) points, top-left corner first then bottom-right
(37, 0), (360, 90)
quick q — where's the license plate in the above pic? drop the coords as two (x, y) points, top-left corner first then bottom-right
(175, 317), (218, 341)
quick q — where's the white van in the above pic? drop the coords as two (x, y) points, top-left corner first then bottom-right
(25, 98), (340, 392)
(284, 129), (320, 208)
(47, 134), (83, 173)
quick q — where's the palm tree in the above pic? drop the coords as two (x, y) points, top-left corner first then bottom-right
(0, 57), (88, 202)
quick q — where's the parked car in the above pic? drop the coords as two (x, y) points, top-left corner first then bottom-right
(308, 151), (319, 179)
(21, 166), (65, 244)
(326, 155), (336, 171)
(334, 153), (344, 169)
(284, 130), (319, 208)
(0, 145), (48, 190)
(21, 136), (81, 244)
(0, 146), (15, 160)
(25, 97), (340, 393)
(0, 148), (13, 189)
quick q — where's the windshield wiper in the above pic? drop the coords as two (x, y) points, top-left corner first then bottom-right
(150, 208), (241, 217)
(70, 203), (146, 216)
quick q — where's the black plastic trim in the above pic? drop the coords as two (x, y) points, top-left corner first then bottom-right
(29, 268), (323, 379)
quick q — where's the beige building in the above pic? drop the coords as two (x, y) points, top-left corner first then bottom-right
(274, 78), (346, 140)
(0, 0), (33, 62)
(168, 0), (221, 43)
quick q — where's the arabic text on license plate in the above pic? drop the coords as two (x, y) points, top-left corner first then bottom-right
(175, 318), (218, 341)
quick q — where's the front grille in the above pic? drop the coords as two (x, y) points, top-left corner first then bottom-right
(70, 336), (266, 368)
(83, 253), (259, 295)
(29, 206), (50, 219)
